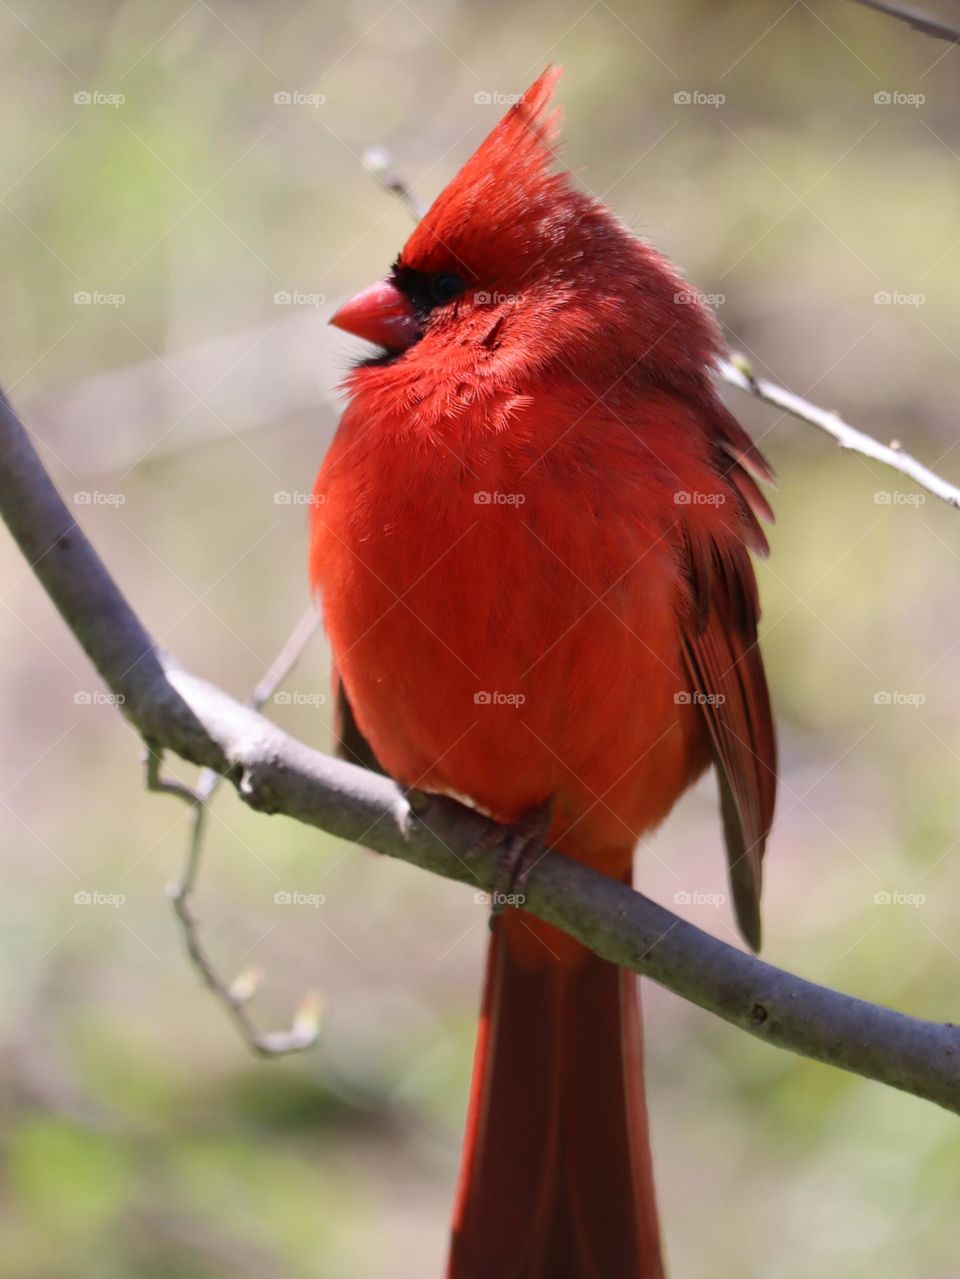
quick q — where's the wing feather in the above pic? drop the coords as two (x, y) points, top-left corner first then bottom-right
(678, 415), (777, 951)
(331, 670), (385, 775)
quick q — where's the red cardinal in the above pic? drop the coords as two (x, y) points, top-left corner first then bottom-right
(311, 68), (775, 1279)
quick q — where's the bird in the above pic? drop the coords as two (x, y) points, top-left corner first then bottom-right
(310, 66), (776, 1279)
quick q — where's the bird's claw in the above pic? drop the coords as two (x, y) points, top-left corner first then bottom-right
(486, 797), (554, 919)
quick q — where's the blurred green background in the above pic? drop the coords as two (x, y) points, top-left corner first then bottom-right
(2, 1), (960, 1275)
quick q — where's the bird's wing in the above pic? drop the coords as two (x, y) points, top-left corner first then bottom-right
(678, 402), (777, 950)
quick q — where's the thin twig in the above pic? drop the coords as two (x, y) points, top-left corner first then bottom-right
(252, 606), (322, 708)
(849, 0), (960, 44)
(146, 748), (321, 1056)
(154, 605), (322, 1056)
(191, 606), (321, 812)
(363, 146), (428, 219)
(719, 354), (960, 510)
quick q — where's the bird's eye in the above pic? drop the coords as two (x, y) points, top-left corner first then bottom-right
(430, 272), (466, 305)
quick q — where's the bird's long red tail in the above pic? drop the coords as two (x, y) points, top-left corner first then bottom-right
(447, 882), (664, 1279)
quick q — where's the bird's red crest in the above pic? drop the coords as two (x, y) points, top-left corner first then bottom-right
(400, 67), (568, 279)
(339, 65), (722, 401)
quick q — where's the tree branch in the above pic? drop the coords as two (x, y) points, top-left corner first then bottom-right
(2, 386), (960, 1113)
(719, 355), (960, 510)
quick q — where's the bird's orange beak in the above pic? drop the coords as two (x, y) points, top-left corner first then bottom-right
(329, 280), (420, 350)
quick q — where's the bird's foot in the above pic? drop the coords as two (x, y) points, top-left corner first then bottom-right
(484, 797), (553, 919)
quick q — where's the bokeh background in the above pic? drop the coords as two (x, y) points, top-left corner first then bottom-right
(2, 1), (959, 1275)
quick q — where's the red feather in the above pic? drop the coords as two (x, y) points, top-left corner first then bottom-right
(449, 905), (663, 1279)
